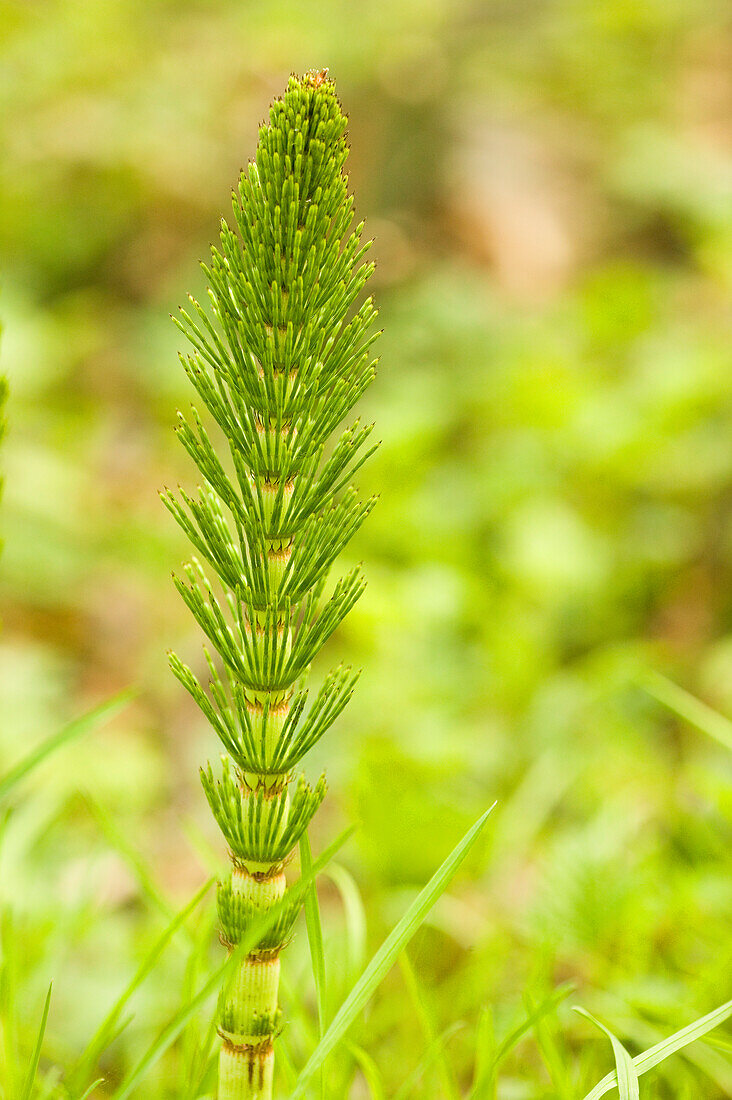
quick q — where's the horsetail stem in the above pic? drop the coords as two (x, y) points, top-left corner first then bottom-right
(165, 71), (379, 1099)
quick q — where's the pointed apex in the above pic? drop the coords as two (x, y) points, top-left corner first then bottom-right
(301, 68), (331, 89)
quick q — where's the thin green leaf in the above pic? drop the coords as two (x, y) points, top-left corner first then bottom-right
(575, 1008), (639, 1100)
(83, 793), (179, 927)
(0, 909), (19, 1096)
(325, 863), (367, 979)
(399, 951), (460, 1100)
(76, 1080), (105, 1100)
(467, 984), (574, 1099)
(471, 1006), (496, 1100)
(582, 998), (732, 1100)
(640, 670), (732, 752)
(300, 830), (327, 1032)
(20, 983), (52, 1100)
(113, 826), (353, 1099)
(528, 994), (575, 1100)
(291, 805), (495, 1100)
(73, 878), (213, 1088)
(180, 1012), (219, 1100)
(393, 1022), (465, 1100)
(300, 830), (327, 1100)
(275, 1032), (299, 1092)
(178, 901), (219, 1095)
(345, 1042), (386, 1100)
(0, 691), (134, 801)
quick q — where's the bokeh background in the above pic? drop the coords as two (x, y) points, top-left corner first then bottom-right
(1, 1), (732, 1096)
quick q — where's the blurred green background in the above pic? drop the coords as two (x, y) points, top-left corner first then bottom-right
(1, 1), (732, 1096)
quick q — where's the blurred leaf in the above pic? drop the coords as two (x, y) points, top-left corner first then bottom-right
(468, 984), (574, 1099)
(640, 670), (732, 753)
(72, 877), (213, 1090)
(291, 805), (495, 1099)
(0, 691), (134, 802)
(345, 1042), (386, 1100)
(398, 951), (460, 1100)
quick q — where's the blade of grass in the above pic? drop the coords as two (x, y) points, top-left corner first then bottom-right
(393, 1022), (465, 1100)
(300, 830), (327, 1100)
(0, 909), (19, 1097)
(590, 998), (732, 1095)
(75, 1079), (105, 1100)
(582, 998), (732, 1100)
(280, 968), (318, 1047)
(528, 994), (575, 1100)
(275, 1031), (299, 1092)
(72, 878), (213, 1089)
(471, 1006), (496, 1100)
(345, 1041), (386, 1100)
(178, 897), (219, 1094)
(467, 984), (574, 1099)
(181, 1010), (220, 1100)
(0, 691), (133, 801)
(575, 1008), (639, 1100)
(639, 670), (732, 752)
(325, 863), (367, 979)
(83, 793), (179, 928)
(399, 951), (460, 1100)
(20, 983), (52, 1100)
(113, 827), (353, 1099)
(291, 805), (496, 1100)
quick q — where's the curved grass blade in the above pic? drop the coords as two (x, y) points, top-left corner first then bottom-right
(291, 805), (496, 1100)
(575, 1008), (639, 1100)
(582, 998), (732, 1100)
(20, 983), (52, 1100)
(325, 863), (367, 979)
(345, 1042), (386, 1100)
(0, 691), (134, 802)
(112, 827), (353, 1099)
(75, 1080), (105, 1100)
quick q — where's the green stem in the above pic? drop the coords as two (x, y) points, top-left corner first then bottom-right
(218, 868), (285, 1100)
(167, 70), (378, 1100)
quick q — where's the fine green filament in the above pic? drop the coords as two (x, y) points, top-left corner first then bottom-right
(166, 70), (378, 1099)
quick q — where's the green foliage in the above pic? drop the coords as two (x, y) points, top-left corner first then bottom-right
(0, 692), (134, 803)
(167, 71), (379, 1096)
(1, 2), (732, 1097)
(201, 759), (326, 870)
(291, 806), (494, 1099)
(580, 998), (732, 1100)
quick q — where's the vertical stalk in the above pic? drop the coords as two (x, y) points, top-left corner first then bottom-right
(166, 70), (379, 1099)
(219, 867), (285, 1099)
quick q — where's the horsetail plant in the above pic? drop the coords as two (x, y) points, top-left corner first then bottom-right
(165, 71), (379, 1099)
